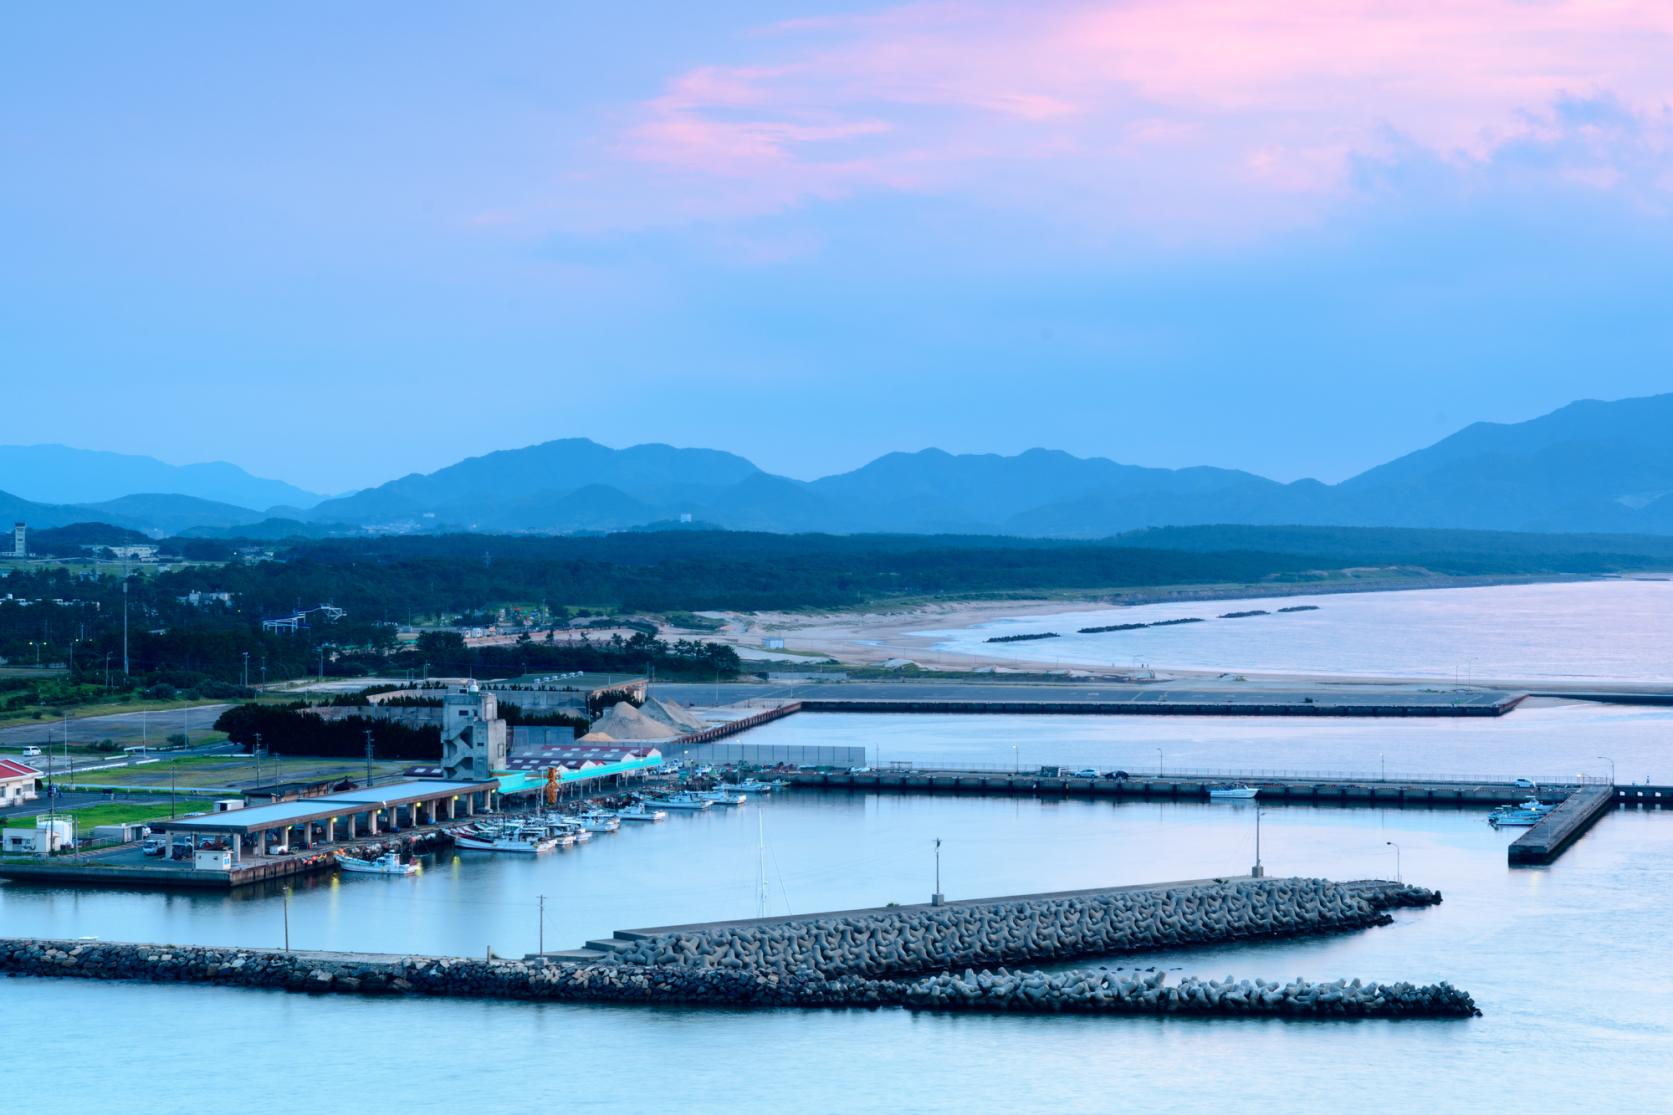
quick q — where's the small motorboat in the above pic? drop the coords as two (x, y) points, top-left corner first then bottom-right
(695, 789), (747, 806)
(718, 779), (775, 794)
(616, 803), (668, 823)
(576, 811), (621, 833)
(652, 792), (714, 811)
(453, 825), (559, 853)
(1489, 799), (1557, 828)
(1207, 783), (1260, 800)
(336, 851), (418, 876)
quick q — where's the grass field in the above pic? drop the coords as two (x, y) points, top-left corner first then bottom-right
(63, 755), (411, 790)
(5, 802), (182, 830)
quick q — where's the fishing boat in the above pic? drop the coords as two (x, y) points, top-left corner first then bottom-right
(616, 803), (668, 823)
(1488, 799), (1557, 828)
(576, 811), (621, 833)
(336, 851), (418, 876)
(652, 791), (714, 811)
(696, 789), (747, 806)
(453, 825), (559, 853)
(1206, 783), (1260, 800)
(718, 778), (775, 794)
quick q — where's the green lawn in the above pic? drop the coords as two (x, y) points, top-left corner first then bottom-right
(64, 756), (409, 790)
(5, 802), (184, 829)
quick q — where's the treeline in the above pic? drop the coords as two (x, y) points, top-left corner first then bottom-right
(213, 703), (441, 761)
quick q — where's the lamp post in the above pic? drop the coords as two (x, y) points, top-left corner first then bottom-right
(1597, 755), (1615, 785)
(931, 838), (944, 905)
(1386, 840), (1402, 884)
(1156, 748), (1164, 777)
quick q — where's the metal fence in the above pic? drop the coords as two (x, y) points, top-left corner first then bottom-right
(664, 741), (867, 767)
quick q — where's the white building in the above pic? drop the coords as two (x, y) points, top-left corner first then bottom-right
(0, 758), (40, 806)
(3, 816), (71, 855)
(9, 522), (23, 558)
(440, 681), (507, 781)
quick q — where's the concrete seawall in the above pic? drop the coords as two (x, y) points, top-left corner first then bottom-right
(0, 933), (1476, 1019)
(579, 877), (1440, 978)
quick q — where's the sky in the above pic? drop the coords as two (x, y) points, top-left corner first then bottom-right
(5, 1), (1673, 494)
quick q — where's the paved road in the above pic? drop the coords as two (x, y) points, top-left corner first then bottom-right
(0, 704), (234, 754)
(651, 679), (1513, 711)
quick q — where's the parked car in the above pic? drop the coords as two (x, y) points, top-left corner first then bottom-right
(848, 766), (874, 774)
(21, 746), (41, 757)
(1513, 777), (1536, 789)
(1102, 770), (1131, 781)
(141, 836), (168, 857)
(1070, 768), (1101, 779)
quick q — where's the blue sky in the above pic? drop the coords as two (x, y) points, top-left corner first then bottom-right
(5, 2), (1673, 493)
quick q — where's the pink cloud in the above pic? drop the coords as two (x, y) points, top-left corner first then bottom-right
(586, 1), (1673, 236)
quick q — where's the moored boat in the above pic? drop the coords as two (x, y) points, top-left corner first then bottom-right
(1207, 783), (1259, 800)
(652, 791), (714, 811)
(336, 851), (418, 876)
(718, 779), (775, 794)
(616, 803), (668, 823)
(695, 789), (747, 806)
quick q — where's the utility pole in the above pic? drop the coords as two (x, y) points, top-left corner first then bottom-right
(365, 729), (374, 787)
(254, 733), (263, 787)
(242, 651), (249, 689)
(537, 894), (546, 955)
(283, 886), (292, 951)
(122, 578), (129, 677)
(104, 651), (112, 689)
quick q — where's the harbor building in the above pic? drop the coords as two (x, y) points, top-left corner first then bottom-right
(0, 758), (41, 806)
(441, 681), (507, 781)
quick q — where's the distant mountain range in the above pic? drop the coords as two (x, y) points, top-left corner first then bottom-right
(5, 393), (1673, 539)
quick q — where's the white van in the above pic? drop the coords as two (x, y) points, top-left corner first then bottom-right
(21, 746), (42, 757)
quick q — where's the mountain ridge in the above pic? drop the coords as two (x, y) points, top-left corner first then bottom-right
(5, 392), (1673, 539)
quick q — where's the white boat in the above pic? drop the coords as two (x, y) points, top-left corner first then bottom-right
(616, 804), (668, 823)
(453, 826), (559, 853)
(1207, 783), (1260, 800)
(576, 811), (621, 833)
(1489, 799), (1556, 828)
(336, 851), (418, 876)
(652, 792), (714, 811)
(696, 789), (747, 806)
(719, 779), (775, 794)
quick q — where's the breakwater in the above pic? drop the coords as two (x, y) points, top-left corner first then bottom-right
(1509, 784), (1616, 865)
(591, 877), (1438, 979)
(906, 967), (1477, 1017)
(0, 933), (1476, 1019)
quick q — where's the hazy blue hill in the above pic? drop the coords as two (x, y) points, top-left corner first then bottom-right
(1333, 394), (1673, 533)
(77, 493), (270, 535)
(0, 444), (321, 509)
(308, 438), (762, 525)
(0, 488), (126, 530)
(471, 484), (662, 533)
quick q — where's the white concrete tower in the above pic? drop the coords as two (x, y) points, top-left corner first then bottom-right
(440, 680), (507, 781)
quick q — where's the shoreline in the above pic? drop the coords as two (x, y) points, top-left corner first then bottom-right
(686, 573), (1636, 677)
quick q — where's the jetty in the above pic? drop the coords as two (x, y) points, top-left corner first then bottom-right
(1508, 784), (1617, 865)
(547, 875), (1439, 974)
(787, 767), (1587, 807)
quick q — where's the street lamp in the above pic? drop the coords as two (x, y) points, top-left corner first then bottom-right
(1597, 755), (1615, 785)
(1156, 748), (1164, 777)
(932, 838), (944, 905)
(1252, 808), (1266, 878)
(1386, 841), (1402, 884)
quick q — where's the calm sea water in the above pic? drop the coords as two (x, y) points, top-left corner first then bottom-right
(918, 579), (1673, 682)
(5, 787), (1671, 1113)
(8, 579), (1673, 1112)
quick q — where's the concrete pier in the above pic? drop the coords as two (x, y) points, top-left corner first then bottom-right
(787, 767), (1581, 807)
(1508, 785), (1617, 865)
